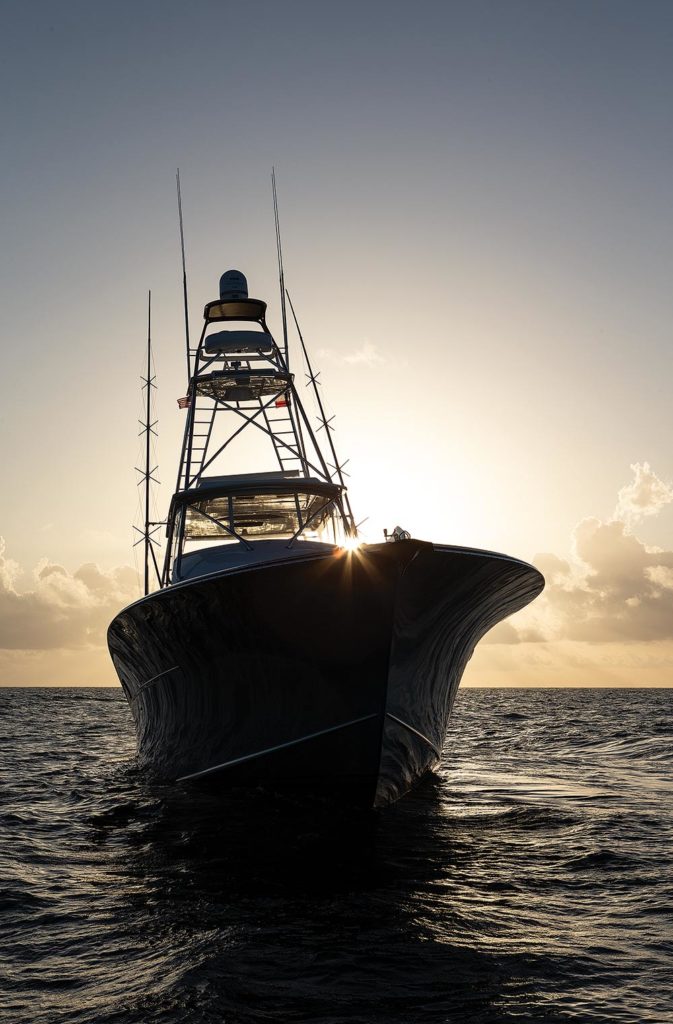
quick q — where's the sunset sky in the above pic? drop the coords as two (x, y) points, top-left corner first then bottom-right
(1, 1), (673, 686)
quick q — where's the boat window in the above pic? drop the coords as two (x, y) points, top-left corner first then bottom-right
(183, 490), (334, 541)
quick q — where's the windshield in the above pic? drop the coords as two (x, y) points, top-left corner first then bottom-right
(183, 489), (334, 541)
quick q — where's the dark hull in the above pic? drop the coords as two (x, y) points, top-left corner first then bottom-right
(108, 540), (543, 807)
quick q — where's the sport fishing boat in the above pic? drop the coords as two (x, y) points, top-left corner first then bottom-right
(108, 254), (543, 808)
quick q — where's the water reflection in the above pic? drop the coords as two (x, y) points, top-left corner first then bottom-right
(85, 773), (570, 1024)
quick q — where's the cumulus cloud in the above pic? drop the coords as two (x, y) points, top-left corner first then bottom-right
(614, 461), (673, 527)
(0, 537), (138, 651)
(499, 463), (673, 645)
(542, 517), (673, 642)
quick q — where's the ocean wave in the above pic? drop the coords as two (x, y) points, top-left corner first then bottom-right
(1, 686), (671, 1024)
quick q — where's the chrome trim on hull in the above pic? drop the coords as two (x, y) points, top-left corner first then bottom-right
(177, 713), (379, 782)
(131, 665), (181, 700)
(385, 712), (442, 759)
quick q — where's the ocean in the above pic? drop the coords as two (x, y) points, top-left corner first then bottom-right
(0, 687), (671, 1024)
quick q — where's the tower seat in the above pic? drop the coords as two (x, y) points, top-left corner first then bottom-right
(204, 330), (275, 356)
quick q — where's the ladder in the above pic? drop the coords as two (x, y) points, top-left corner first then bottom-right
(262, 393), (306, 474)
(183, 401), (217, 489)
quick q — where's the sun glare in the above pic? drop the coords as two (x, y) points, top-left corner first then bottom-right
(341, 537), (362, 553)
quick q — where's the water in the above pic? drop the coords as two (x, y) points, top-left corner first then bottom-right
(1, 688), (671, 1024)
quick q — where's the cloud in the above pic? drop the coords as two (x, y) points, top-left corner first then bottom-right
(342, 341), (384, 367)
(499, 463), (673, 645)
(543, 517), (673, 642)
(614, 461), (673, 526)
(0, 537), (139, 651)
(318, 340), (384, 368)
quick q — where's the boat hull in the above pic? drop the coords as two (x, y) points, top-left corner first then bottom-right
(108, 541), (543, 807)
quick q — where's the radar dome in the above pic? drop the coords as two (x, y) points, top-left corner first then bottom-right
(219, 270), (248, 301)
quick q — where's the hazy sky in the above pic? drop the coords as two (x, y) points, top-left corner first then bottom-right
(1, 1), (673, 685)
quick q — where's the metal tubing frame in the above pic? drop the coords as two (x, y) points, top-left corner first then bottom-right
(185, 390), (325, 488)
(165, 284), (352, 583)
(179, 320), (208, 491)
(182, 330), (331, 488)
(207, 395), (329, 483)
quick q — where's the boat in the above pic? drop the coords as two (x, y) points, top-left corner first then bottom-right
(108, 249), (544, 808)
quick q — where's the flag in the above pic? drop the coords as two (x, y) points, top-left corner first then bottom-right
(177, 396), (191, 409)
(275, 396), (288, 408)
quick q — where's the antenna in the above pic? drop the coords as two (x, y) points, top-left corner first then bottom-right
(134, 290), (162, 595)
(286, 289), (357, 536)
(144, 291), (152, 594)
(176, 169), (191, 382)
(272, 167), (289, 364)
(272, 168), (310, 469)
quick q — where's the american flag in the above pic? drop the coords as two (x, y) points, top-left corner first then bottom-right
(177, 396), (191, 409)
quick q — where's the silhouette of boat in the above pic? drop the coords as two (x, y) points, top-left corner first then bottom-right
(108, 265), (543, 807)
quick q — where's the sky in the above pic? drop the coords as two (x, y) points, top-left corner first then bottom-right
(1, 0), (673, 686)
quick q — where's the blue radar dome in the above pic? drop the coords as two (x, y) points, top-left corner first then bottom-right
(219, 270), (248, 301)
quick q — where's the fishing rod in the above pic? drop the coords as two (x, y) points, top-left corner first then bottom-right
(176, 169), (191, 382)
(286, 289), (357, 535)
(272, 167), (289, 365)
(272, 169), (311, 472)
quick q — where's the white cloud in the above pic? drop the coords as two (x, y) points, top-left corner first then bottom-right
(342, 341), (384, 367)
(318, 340), (385, 368)
(500, 463), (673, 644)
(614, 461), (673, 527)
(0, 539), (21, 591)
(0, 537), (139, 651)
(646, 565), (673, 590)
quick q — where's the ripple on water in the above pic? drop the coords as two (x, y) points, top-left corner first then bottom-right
(0, 686), (671, 1024)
